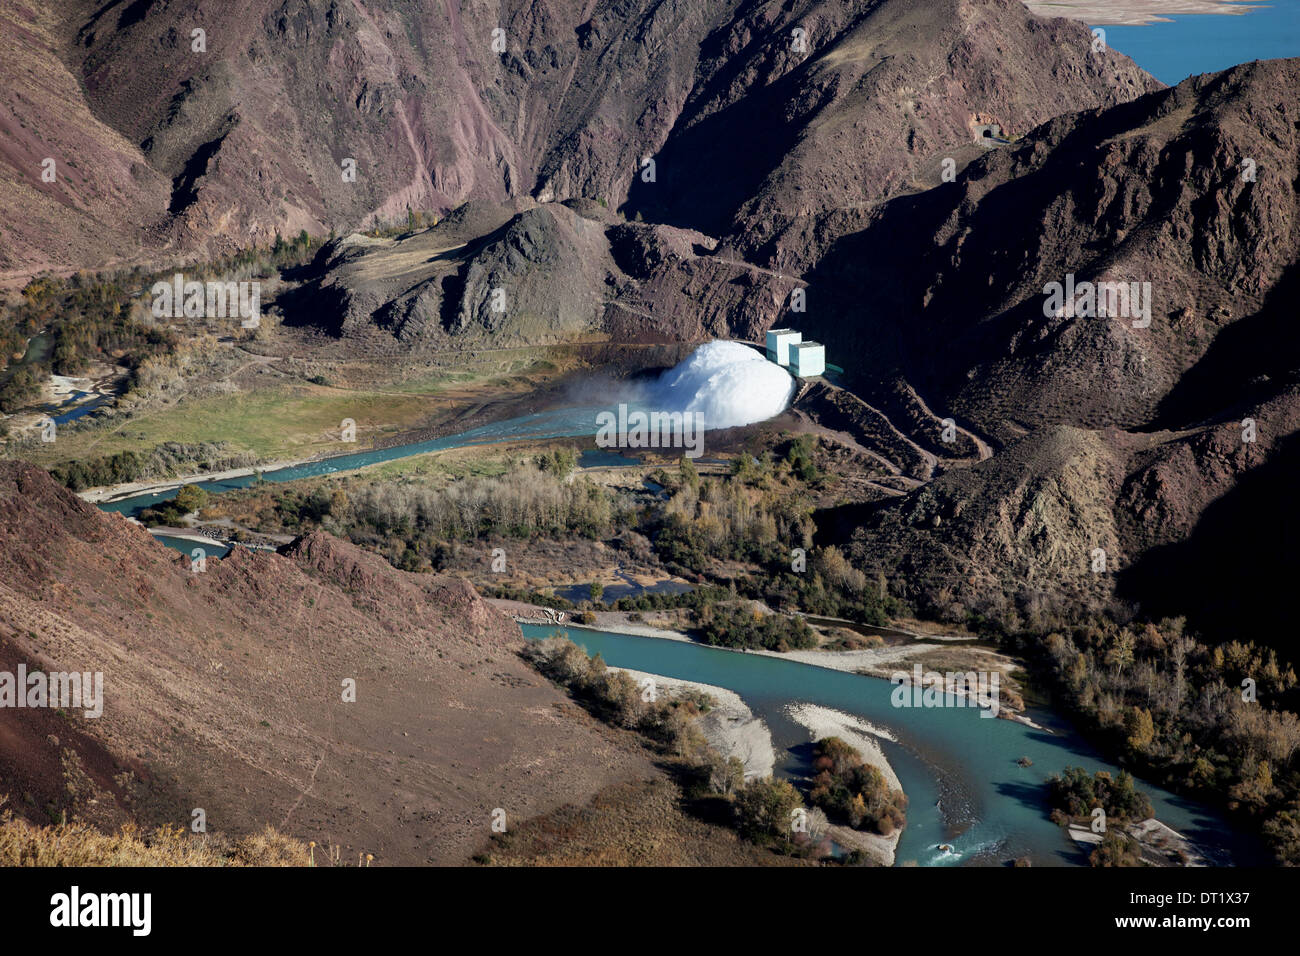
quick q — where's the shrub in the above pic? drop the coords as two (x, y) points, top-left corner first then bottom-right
(173, 484), (210, 514)
(1090, 830), (1142, 867)
(806, 737), (908, 836)
(733, 778), (804, 841)
(1046, 767), (1154, 824)
(695, 604), (817, 652)
(0, 815), (309, 867)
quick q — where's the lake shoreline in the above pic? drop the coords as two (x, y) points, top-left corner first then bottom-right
(1023, 0), (1265, 27)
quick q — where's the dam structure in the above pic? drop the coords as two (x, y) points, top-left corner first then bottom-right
(765, 328), (827, 379)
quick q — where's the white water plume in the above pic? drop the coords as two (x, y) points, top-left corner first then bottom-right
(645, 340), (796, 429)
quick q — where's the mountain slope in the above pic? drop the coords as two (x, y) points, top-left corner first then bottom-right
(802, 58), (1300, 440)
(823, 59), (1300, 637)
(3, 0), (1156, 275)
(0, 460), (655, 864)
(624, 0), (1160, 270)
(0, 2), (170, 278)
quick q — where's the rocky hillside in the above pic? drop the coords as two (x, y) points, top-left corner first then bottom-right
(802, 59), (1300, 441)
(0, 461), (656, 864)
(4, 1), (1296, 650)
(620, 0), (1159, 271)
(0, 2), (170, 280)
(2, 0), (1154, 276)
(808, 59), (1300, 639)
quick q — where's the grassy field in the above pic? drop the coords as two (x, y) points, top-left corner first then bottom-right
(376, 355), (559, 394)
(22, 385), (431, 467)
(354, 445), (514, 482)
(18, 351), (569, 472)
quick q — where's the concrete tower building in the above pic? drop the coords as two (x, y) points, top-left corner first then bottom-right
(791, 341), (825, 378)
(766, 328), (802, 366)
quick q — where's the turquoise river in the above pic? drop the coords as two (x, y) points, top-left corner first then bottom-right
(91, 404), (1266, 866)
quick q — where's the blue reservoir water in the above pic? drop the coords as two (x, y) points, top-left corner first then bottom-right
(520, 623), (1265, 867)
(1097, 1), (1300, 84)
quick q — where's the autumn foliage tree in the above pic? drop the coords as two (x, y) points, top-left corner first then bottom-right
(807, 737), (907, 836)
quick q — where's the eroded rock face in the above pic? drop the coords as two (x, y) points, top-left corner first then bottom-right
(806, 60), (1300, 438)
(845, 383), (1300, 639)
(6, 0), (1155, 272)
(295, 202), (616, 346)
(621, 0), (1161, 272)
(783, 59), (1300, 635)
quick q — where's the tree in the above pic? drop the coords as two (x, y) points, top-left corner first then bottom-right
(1228, 758), (1278, 813)
(816, 546), (866, 595)
(784, 435), (819, 482)
(847, 793), (868, 829)
(1090, 830), (1141, 867)
(805, 807), (830, 843)
(1262, 809), (1300, 866)
(1125, 707), (1155, 753)
(173, 484), (209, 514)
(1106, 629), (1136, 677)
(733, 778), (803, 841)
(813, 736), (861, 777)
(679, 456), (700, 494)
(707, 754), (745, 796)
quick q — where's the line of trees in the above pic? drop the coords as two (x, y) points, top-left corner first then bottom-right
(52, 442), (256, 491)
(341, 466), (628, 542)
(522, 636), (709, 756)
(1028, 614), (1300, 864)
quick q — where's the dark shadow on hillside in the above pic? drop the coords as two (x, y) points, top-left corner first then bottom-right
(273, 280), (346, 335)
(1117, 431), (1300, 642)
(812, 500), (897, 549)
(621, 52), (816, 236)
(1149, 262), (1300, 430)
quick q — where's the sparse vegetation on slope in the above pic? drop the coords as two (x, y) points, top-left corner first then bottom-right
(0, 814), (309, 867)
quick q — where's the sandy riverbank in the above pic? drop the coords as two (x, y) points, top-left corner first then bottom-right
(145, 527), (217, 547)
(608, 667), (775, 780)
(784, 702), (903, 866)
(77, 457), (319, 504)
(1068, 817), (1214, 866)
(783, 702), (902, 789)
(505, 606), (1040, 724)
(507, 603), (955, 669)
